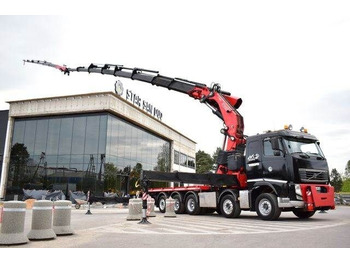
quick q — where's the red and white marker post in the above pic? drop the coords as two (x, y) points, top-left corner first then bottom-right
(138, 192), (151, 224)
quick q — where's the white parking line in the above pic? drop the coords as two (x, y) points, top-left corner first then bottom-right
(81, 215), (349, 235)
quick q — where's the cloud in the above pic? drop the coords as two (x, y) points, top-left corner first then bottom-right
(310, 89), (350, 124)
(304, 90), (350, 172)
(0, 9), (349, 174)
(0, 16), (64, 93)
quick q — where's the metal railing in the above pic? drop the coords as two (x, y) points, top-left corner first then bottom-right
(335, 193), (350, 205)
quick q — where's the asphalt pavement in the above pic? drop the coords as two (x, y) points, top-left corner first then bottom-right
(1, 204), (350, 248)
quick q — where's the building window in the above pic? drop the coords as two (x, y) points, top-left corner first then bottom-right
(174, 150), (179, 165)
(180, 153), (187, 167)
(187, 157), (195, 169)
(6, 112), (171, 200)
(174, 151), (195, 169)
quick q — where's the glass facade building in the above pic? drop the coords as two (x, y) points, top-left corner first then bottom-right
(6, 113), (170, 199)
(0, 110), (8, 181)
(0, 92), (196, 201)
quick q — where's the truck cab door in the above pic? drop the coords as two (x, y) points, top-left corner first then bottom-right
(246, 139), (263, 180)
(262, 137), (288, 182)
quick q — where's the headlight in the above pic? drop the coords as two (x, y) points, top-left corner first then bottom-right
(295, 184), (303, 200)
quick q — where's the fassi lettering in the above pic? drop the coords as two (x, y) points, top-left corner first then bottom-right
(126, 89), (163, 121)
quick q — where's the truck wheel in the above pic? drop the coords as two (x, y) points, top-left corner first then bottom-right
(255, 193), (281, 220)
(158, 195), (167, 213)
(173, 195), (185, 214)
(185, 194), (201, 215)
(293, 210), (316, 219)
(220, 194), (241, 218)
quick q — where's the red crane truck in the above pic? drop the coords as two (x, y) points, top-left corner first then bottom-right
(24, 60), (335, 220)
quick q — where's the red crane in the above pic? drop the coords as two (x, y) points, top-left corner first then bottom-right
(24, 59), (247, 185)
(24, 59), (335, 221)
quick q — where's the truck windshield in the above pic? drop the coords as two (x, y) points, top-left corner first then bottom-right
(283, 138), (325, 158)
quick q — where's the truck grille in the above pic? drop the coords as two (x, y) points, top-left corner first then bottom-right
(299, 168), (328, 183)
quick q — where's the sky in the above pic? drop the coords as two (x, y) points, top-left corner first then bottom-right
(0, 0), (349, 173)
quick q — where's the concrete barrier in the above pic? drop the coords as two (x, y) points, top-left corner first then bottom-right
(53, 200), (74, 236)
(164, 197), (176, 218)
(147, 197), (156, 217)
(0, 201), (3, 223)
(27, 200), (56, 240)
(126, 198), (142, 220)
(0, 201), (29, 245)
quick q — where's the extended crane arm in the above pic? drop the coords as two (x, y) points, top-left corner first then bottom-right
(23, 59), (245, 151)
(23, 60), (209, 95)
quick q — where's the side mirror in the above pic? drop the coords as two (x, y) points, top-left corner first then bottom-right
(271, 137), (280, 151)
(271, 137), (284, 157)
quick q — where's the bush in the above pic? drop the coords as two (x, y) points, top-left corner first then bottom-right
(341, 179), (350, 192)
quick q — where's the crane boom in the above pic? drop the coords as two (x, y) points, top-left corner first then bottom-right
(23, 59), (245, 154)
(24, 59), (209, 95)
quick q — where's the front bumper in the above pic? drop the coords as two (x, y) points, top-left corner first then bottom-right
(278, 184), (335, 210)
(300, 184), (335, 210)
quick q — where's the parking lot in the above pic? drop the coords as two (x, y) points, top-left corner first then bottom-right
(1, 204), (349, 248)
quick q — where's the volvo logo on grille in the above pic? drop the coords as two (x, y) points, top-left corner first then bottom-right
(308, 172), (323, 180)
(299, 168), (327, 183)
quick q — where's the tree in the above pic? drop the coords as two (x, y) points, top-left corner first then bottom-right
(196, 150), (213, 173)
(212, 147), (221, 164)
(104, 163), (120, 193)
(211, 147), (222, 171)
(10, 143), (30, 187)
(154, 144), (170, 172)
(330, 168), (343, 192)
(342, 160), (350, 192)
(344, 160), (350, 179)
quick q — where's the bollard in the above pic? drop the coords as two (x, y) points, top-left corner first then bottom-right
(0, 201), (29, 245)
(164, 197), (176, 218)
(147, 197), (156, 217)
(53, 200), (74, 235)
(27, 200), (56, 240)
(126, 198), (142, 221)
(86, 202), (92, 215)
(86, 191), (92, 215)
(139, 193), (151, 224)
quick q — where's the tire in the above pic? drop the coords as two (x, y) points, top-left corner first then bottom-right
(220, 194), (241, 218)
(75, 204), (81, 209)
(172, 194), (185, 214)
(158, 195), (167, 213)
(255, 193), (281, 220)
(293, 210), (316, 219)
(185, 194), (201, 215)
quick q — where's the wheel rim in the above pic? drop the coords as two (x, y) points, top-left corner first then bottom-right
(187, 198), (195, 212)
(159, 199), (166, 211)
(223, 199), (233, 215)
(174, 199), (180, 212)
(258, 199), (272, 216)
